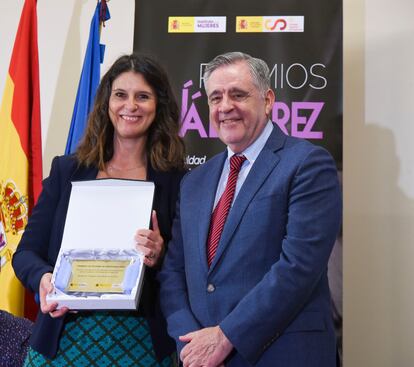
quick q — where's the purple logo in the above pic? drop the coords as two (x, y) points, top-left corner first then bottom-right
(179, 80), (324, 140)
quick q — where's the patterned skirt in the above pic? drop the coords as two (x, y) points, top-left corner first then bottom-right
(24, 312), (176, 367)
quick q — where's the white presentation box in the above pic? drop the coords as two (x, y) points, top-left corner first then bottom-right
(46, 179), (154, 310)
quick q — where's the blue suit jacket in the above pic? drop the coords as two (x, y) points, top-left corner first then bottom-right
(159, 125), (342, 366)
(12, 154), (185, 360)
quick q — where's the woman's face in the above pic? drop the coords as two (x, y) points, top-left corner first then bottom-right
(108, 71), (157, 142)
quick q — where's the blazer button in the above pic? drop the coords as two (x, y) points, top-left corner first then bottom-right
(207, 284), (215, 293)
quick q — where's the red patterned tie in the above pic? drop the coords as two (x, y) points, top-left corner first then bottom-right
(207, 155), (247, 267)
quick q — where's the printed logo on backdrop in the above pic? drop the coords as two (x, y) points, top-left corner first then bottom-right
(168, 17), (226, 33)
(179, 62), (327, 151)
(167, 15), (326, 168)
(236, 16), (304, 33)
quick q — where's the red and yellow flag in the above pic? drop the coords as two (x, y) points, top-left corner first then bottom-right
(0, 0), (42, 317)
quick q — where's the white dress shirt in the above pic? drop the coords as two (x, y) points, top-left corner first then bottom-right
(213, 121), (273, 210)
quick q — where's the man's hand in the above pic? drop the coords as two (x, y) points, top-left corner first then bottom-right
(179, 326), (233, 367)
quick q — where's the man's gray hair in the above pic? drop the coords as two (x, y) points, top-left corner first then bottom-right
(203, 52), (271, 95)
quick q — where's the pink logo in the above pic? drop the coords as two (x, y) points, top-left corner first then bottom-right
(179, 80), (218, 138)
(265, 19), (287, 31)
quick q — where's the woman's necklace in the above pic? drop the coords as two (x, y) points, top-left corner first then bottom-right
(106, 163), (145, 173)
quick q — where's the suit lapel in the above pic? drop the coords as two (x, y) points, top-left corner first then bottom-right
(197, 152), (227, 272)
(209, 126), (286, 271)
(71, 162), (98, 181)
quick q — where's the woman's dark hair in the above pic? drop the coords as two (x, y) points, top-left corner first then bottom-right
(76, 53), (185, 171)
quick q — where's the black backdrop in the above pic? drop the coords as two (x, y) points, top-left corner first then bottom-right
(133, 0), (342, 170)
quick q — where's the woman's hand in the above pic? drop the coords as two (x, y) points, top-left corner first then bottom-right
(135, 210), (165, 267)
(39, 272), (69, 318)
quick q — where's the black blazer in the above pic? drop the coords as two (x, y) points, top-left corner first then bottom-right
(12, 155), (186, 360)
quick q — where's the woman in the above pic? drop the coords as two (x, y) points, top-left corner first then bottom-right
(12, 53), (186, 366)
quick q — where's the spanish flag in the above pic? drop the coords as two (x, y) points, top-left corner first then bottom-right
(0, 0), (42, 317)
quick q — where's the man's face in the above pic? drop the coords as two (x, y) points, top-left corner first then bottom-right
(205, 61), (275, 153)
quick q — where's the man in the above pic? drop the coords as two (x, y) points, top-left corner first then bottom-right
(159, 52), (341, 367)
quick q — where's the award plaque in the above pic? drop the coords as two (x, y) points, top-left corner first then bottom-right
(53, 249), (143, 298)
(67, 259), (130, 293)
(46, 179), (154, 310)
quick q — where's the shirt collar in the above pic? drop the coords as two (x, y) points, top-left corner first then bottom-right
(226, 120), (273, 163)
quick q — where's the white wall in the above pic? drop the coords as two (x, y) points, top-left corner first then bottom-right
(2, 1), (414, 366)
(0, 0), (134, 177)
(344, 0), (414, 366)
